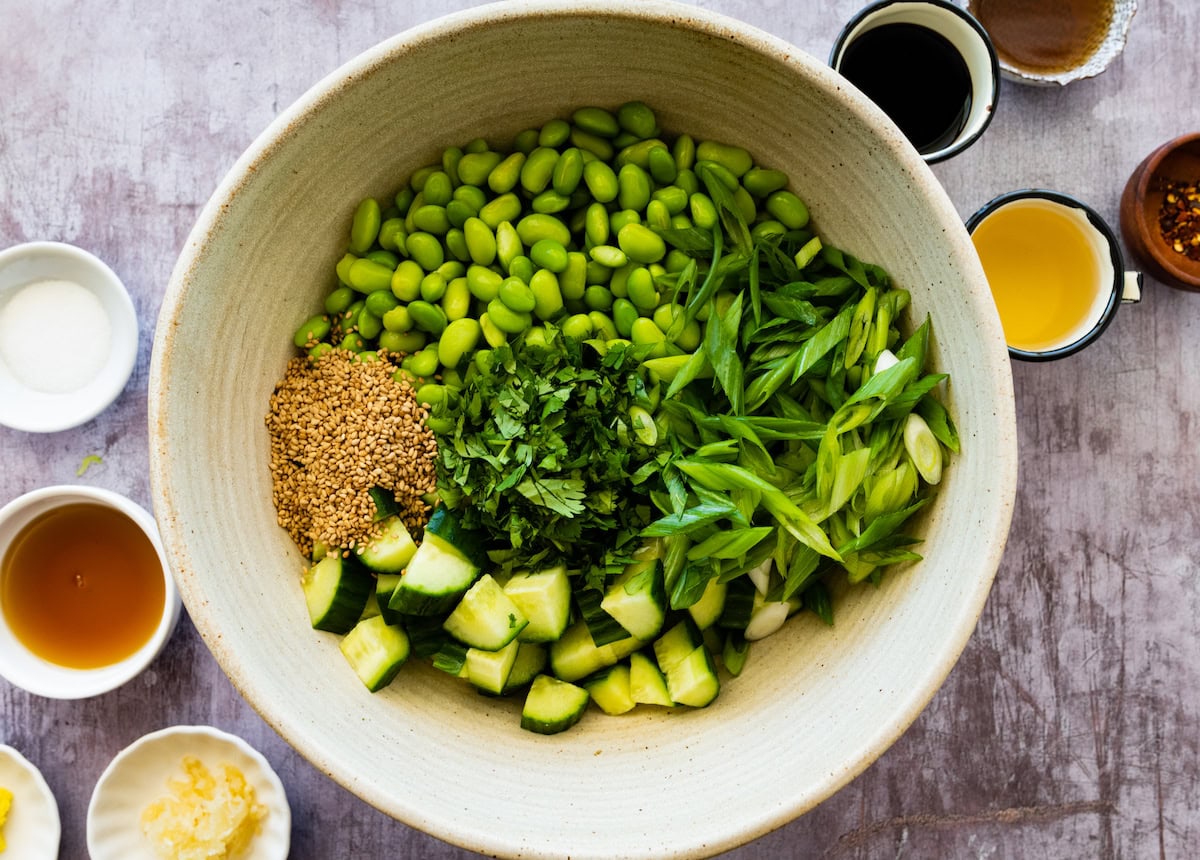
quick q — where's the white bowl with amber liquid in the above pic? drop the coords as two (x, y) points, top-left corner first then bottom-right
(0, 485), (181, 699)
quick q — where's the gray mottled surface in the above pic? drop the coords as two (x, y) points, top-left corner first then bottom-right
(1, 0), (1197, 857)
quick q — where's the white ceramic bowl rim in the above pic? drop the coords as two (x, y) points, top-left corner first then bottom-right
(150, 1), (1017, 856)
(0, 485), (181, 698)
(0, 241), (139, 433)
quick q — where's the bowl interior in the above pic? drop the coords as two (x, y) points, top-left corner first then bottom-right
(149, 3), (1017, 857)
(1133, 136), (1200, 288)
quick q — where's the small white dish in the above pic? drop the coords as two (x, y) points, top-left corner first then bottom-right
(87, 726), (291, 860)
(0, 744), (62, 860)
(0, 241), (139, 432)
(0, 485), (181, 698)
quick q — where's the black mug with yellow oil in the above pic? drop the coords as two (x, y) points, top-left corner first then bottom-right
(966, 190), (1141, 361)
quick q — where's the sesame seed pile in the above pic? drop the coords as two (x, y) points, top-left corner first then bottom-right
(265, 350), (438, 557)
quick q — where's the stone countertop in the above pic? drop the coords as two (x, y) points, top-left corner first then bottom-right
(2, 1), (1197, 857)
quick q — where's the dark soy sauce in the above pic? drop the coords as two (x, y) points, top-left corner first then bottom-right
(839, 23), (973, 155)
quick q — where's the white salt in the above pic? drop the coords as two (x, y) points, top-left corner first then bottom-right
(0, 279), (112, 393)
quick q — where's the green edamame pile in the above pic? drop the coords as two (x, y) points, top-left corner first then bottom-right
(293, 100), (812, 410)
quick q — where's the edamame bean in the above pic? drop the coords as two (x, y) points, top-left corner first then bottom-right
(531, 190), (571, 214)
(734, 187), (756, 224)
(561, 312), (593, 340)
(422, 171), (453, 206)
(488, 153), (526, 194)
(664, 249), (692, 273)
(690, 193), (718, 230)
(674, 168), (700, 196)
(382, 305), (413, 333)
(616, 139), (668, 169)
(467, 265), (503, 301)
(479, 192), (522, 229)
(625, 265), (660, 309)
(308, 342), (334, 360)
(676, 318), (702, 352)
(750, 220), (787, 241)
(582, 160), (619, 203)
(513, 128), (539, 154)
(479, 313), (508, 347)
(364, 249), (399, 269)
(442, 148), (463, 186)
(445, 228), (469, 262)
(617, 100), (658, 139)
(617, 163), (651, 212)
(589, 244), (628, 268)
(348, 258), (395, 293)
(293, 314), (331, 348)
(408, 300), (447, 335)
(391, 260), (423, 301)
(406, 232), (445, 271)
(584, 285), (614, 312)
(420, 272), (448, 302)
(588, 311), (618, 340)
(524, 326), (550, 351)
(495, 221), (523, 271)
(379, 329), (426, 354)
(357, 309), (383, 340)
(508, 255), (534, 285)
(445, 200), (475, 229)
(521, 147), (559, 195)
(610, 209), (640, 235)
(498, 277), (537, 313)
(442, 276), (472, 321)
(561, 252), (588, 300)
(441, 367), (464, 389)
(618, 223), (667, 264)
(349, 197), (381, 254)
(415, 382), (448, 406)
(645, 199), (671, 231)
(585, 202), (610, 247)
(378, 217), (406, 251)
(409, 165), (438, 192)
(538, 118), (571, 148)
(463, 217), (497, 266)
(457, 151), (503, 186)
(612, 298), (638, 337)
(325, 286), (355, 315)
(487, 299), (532, 334)
(648, 146), (677, 185)
(572, 107), (620, 138)
(335, 253), (358, 286)
(393, 187), (415, 216)
(515, 213), (571, 247)
(530, 238), (569, 273)
(341, 299), (365, 330)
(365, 290), (399, 317)
(696, 140), (753, 177)
(766, 190), (810, 229)
(530, 268), (564, 320)
(412, 204), (450, 235)
(696, 160), (739, 191)
(552, 147), (584, 195)
(743, 167), (789, 197)
(340, 332), (365, 353)
(673, 134), (696, 171)
(631, 317), (667, 348)
(464, 137), (489, 154)
(438, 318), (482, 368)
(403, 345), (441, 378)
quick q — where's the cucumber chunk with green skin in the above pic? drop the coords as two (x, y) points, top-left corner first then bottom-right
(550, 620), (644, 682)
(577, 585), (632, 647)
(686, 576), (727, 630)
(629, 650), (673, 706)
(340, 614), (411, 692)
(303, 554), (372, 634)
(722, 631), (751, 677)
(521, 674), (590, 734)
(466, 638), (521, 694)
(653, 618), (703, 675)
(502, 566), (571, 643)
(368, 486), (400, 521)
(583, 663), (636, 715)
(600, 559), (666, 641)
(443, 574), (529, 650)
(503, 642), (548, 693)
(423, 505), (487, 567)
(664, 644), (720, 707)
(374, 573), (403, 625)
(359, 516), (417, 574)
(388, 532), (480, 616)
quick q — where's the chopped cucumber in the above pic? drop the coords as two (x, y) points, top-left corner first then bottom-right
(600, 559), (666, 641)
(687, 576), (727, 630)
(339, 614), (410, 692)
(302, 554), (372, 634)
(550, 620), (643, 682)
(578, 585), (632, 647)
(629, 650), (673, 706)
(583, 663), (636, 715)
(722, 631), (750, 677)
(368, 486), (401, 521)
(466, 639), (521, 694)
(502, 567), (571, 643)
(443, 574), (529, 650)
(388, 532), (480, 616)
(503, 642), (548, 693)
(359, 516), (418, 573)
(664, 644), (720, 708)
(653, 618), (703, 675)
(423, 505), (487, 566)
(717, 576), (756, 630)
(521, 674), (590, 735)
(374, 573), (403, 625)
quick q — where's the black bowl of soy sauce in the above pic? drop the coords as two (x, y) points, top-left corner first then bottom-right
(831, 0), (1000, 163)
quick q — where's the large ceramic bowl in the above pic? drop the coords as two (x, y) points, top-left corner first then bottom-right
(149, 2), (1017, 857)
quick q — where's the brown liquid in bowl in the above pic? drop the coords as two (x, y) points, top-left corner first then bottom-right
(970, 0), (1113, 73)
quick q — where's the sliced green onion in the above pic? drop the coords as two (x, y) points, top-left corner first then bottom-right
(903, 412), (943, 485)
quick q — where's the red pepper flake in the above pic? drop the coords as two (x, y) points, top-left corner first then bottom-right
(1153, 177), (1200, 262)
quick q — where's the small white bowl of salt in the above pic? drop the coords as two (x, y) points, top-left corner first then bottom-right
(0, 242), (138, 432)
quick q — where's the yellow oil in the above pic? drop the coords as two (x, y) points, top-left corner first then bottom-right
(970, 198), (1108, 353)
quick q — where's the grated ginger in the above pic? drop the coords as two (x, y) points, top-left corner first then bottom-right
(140, 757), (266, 860)
(0, 786), (11, 853)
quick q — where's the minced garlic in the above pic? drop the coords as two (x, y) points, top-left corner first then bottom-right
(0, 786), (11, 853)
(140, 757), (265, 860)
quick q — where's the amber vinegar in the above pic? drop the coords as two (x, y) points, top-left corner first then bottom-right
(1, 503), (164, 669)
(969, 0), (1114, 74)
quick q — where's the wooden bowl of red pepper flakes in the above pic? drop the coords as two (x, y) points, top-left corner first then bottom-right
(1120, 132), (1200, 292)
